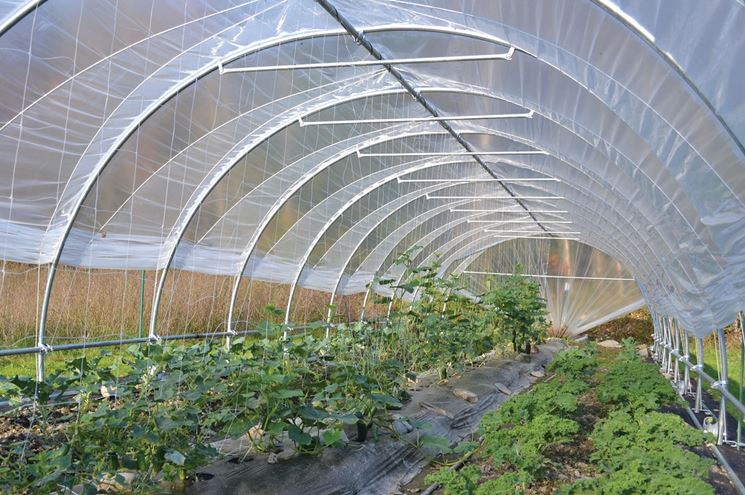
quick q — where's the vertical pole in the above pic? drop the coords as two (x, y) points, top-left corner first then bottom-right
(662, 317), (671, 373)
(359, 282), (372, 321)
(660, 316), (667, 370)
(717, 327), (728, 445)
(138, 270), (145, 339)
(659, 316), (667, 373)
(387, 269), (409, 319)
(36, 263), (58, 383)
(695, 337), (704, 414)
(35, 347), (44, 383)
(666, 317), (674, 375)
(673, 319), (681, 384)
(683, 326), (691, 395)
(738, 311), (744, 449)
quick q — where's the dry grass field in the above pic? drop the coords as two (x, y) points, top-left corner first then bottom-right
(0, 261), (377, 349)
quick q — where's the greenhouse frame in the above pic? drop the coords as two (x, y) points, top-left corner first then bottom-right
(0, 0), (744, 493)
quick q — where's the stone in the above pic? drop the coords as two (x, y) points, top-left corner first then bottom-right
(391, 414), (414, 435)
(494, 382), (513, 395)
(247, 424), (264, 440)
(636, 344), (649, 358)
(530, 370), (545, 378)
(420, 401), (455, 419)
(277, 448), (296, 461)
(100, 384), (117, 398)
(99, 471), (136, 491)
(597, 339), (622, 348)
(267, 452), (279, 464)
(452, 388), (478, 403)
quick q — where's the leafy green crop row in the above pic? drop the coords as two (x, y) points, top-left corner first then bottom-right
(1, 324), (406, 493)
(426, 340), (717, 495)
(0, 257), (549, 494)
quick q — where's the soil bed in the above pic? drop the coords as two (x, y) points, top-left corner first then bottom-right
(186, 341), (566, 495)
(403, 345), (741, 495)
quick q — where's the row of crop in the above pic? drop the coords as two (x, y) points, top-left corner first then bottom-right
(426, 341), (717, 494)
(0, 258), (548, 494)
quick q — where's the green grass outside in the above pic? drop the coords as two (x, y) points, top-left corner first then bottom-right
(688, 338), (745, 434)
(0, 348), (127, 378)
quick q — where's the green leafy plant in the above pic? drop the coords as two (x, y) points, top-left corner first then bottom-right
(596, 352), (680, 412)
(480, 265), (548, 354)
(425, 465), (482, 495)
(421, 345), (718, 495)
(546, 344), (598, 378)
(559, 410), (714, 495)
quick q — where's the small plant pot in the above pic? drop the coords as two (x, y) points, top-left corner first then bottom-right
(356, 420), (373, 442)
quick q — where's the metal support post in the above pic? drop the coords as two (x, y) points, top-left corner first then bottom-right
(673, 319), (681, 384)
(716, 327), (729, 445)
(695, 337), (704, 413)
(739, 311), (744, 449)
(682, 324), (692, 395)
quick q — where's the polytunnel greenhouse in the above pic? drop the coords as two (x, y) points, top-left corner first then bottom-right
(0, 0), (744, 493)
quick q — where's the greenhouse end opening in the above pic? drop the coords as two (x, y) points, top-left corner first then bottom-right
(0, 1), (744, 494)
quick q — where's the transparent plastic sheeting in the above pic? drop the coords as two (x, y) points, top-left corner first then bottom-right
(0, 1), (743, 338)
(454, 239), (644, 337)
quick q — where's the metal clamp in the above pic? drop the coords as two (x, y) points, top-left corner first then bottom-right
(39, 344), (54, 354)
(712, 380), (728, 390)
(691, 364), (704, 372)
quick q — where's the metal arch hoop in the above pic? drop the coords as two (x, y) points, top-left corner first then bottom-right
(586, 0), (745, 158)
(323, 196), (482, 322)
(250, 114), (698, 329)
(0, 0), (43, 36)
(35, 25), (723, 376)
(281, 160), (502, 324)
(38, 15), (718, 337)
(367, 176), (667, 316)
(150, 91), (427, 339)
(44, 75), (704, 355)
(352, 201), (497, 320)
(223, 112), (652, 333)
(359, 193), (651, 321)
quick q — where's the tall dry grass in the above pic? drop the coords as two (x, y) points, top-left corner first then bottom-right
(0, 261), (380, 349)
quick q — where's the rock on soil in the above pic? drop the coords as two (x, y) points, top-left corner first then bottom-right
(494, 382), (513, 395)
(452, 388), (478, 403)
(597, 339), (622, 348)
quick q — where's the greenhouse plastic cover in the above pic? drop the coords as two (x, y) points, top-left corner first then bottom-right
(0, 0), (743, 337)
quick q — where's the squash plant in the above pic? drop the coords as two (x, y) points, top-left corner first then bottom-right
(383, 256), (504, 377)
(0, 258), (548, 493)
